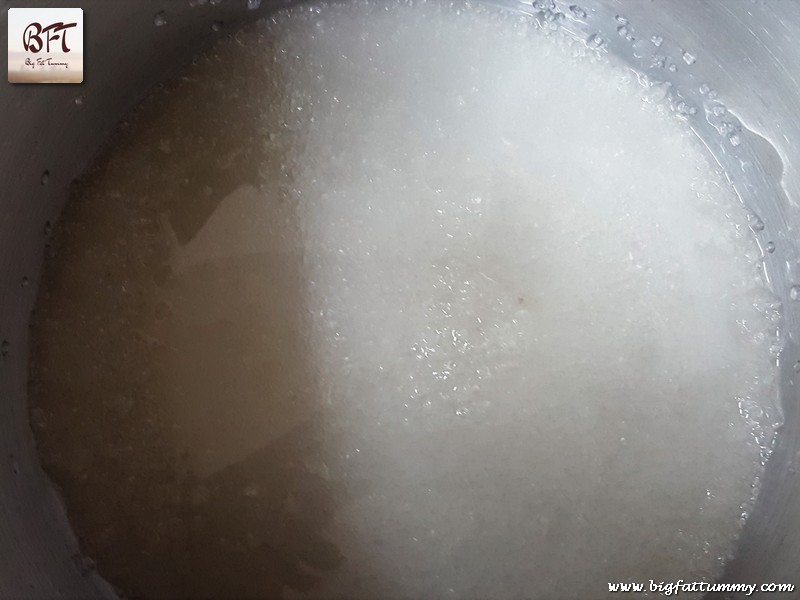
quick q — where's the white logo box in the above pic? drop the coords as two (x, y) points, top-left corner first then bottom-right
(8, 7), (84, 84)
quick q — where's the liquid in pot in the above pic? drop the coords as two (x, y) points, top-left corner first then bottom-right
(29, 2), (780, 598)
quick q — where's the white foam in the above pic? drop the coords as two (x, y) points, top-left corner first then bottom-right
(258, 1), (779, 597)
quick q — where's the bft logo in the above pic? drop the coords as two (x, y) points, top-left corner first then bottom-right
(23, 21), (78, 54)
(8, 8), (84, 84)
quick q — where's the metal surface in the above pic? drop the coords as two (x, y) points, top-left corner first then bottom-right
(0, 1), (799, 598)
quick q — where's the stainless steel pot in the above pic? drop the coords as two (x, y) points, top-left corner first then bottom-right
(1, 1), (799, 598)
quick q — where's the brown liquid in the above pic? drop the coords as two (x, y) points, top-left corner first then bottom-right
(29, 28), (349, 599)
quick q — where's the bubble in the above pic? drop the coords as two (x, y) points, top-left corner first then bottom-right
(793, 360), (800, 373)
(668, 63), (678, 73)
(699, 83), (710, 95)
(21, 276), (29, 288)
(586, 33), (604, 48)
(617, 25), (629, 37)
(650, 53), (666, 69)
(650, 34), (663, 47)
(41, 170), (50, 185)
(211, 21), (224, 31)
(766, 242), (775, 254)
(748, 214), (764, 232)
(247, 0), (261, 8)
(455, 407), (470, 417)
(153, 11), (168, 26)
(718, 121), (735, 136)
(674, 101), (697, 117)
(682, 51), (696, 65)
(790, 285), (800, 301)
(74, 95), (85, 106)
(729, 133), (742, 147)
(642, 81), (671, 103)
(569, 5), (586, 18)
(615, 14), (628, 24)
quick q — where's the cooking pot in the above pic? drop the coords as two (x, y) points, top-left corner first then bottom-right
(1, 1), (799, 598)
